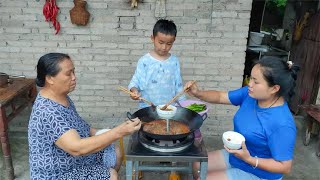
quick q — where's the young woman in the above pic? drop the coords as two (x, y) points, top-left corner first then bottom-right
(28, 53), (141, 180)
(185, 57), (299, 180)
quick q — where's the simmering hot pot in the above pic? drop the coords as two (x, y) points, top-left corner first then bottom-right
(128, 106), (206, 141)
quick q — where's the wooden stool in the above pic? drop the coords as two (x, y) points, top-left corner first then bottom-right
(120, 137), (126, 163)
(299, 104), (320, 157)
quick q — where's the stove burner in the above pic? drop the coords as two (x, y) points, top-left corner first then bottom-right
(138, 131), (194, 152)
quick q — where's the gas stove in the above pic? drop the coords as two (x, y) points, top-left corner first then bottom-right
(125, 131), (208, 180)
(138, 131), (194, 153)
(127, 131), (207, 157)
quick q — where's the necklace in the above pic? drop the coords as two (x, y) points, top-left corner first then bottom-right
(268, 96), (280, 108)
(266, 96), (281, 108)
(257, 96), (281, 108)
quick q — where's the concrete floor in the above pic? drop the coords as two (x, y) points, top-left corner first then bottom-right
(1, 111), (320, 180)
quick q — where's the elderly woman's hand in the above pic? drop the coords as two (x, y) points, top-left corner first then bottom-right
(117, 117), (141, 136)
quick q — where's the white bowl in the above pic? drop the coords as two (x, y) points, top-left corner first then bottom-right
(156, 104), (177, 119)
(222, 131), (245, 150)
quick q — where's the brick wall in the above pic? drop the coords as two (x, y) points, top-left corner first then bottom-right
(0, 0), (253, 136)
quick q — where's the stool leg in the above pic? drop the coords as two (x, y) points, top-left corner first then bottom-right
(303, 116), (312, 146)
(138, 170), (143, 180)
(317, 139), (320, 157)
(311, 121), (320, 135)
(120, 137), (125, 163)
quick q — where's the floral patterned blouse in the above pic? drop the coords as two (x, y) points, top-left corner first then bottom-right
(28, 94), (113, 180)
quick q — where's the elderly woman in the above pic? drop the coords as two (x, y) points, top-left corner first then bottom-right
(28, 53), (141, 180)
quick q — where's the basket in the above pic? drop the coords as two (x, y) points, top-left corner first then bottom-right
(70, 0), (90, 26)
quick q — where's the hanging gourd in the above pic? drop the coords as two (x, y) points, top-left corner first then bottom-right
(70, 0), (90, 26)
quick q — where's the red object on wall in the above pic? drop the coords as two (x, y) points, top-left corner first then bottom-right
(43, 0), (60, 35)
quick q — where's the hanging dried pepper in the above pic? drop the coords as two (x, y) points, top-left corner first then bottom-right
(43, 0), (60, 35)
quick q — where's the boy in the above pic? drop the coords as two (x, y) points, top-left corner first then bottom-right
(128, 19), (185, 108)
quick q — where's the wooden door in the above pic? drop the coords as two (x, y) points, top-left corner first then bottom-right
(290, 12), (320, 113)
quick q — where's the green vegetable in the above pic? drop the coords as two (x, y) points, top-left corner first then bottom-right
(185, 103), (206, 112)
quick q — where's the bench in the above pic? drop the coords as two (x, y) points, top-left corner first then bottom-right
(299, 104), (320, 157)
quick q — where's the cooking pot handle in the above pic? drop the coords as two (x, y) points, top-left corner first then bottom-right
(175, 100), (183, 107)
(126, 112), (135, 121)
(201, 113), (207, 121)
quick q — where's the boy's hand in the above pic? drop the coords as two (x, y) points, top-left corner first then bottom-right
(130, 87), (140, 100)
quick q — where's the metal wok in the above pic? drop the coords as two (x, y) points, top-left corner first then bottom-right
(128, 106), (206, 140)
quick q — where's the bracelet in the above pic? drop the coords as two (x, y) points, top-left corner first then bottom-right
(253, 156), (259, 169)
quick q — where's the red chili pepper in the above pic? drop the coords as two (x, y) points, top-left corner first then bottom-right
(55, 22), (60, 35)
(42, 1), (50, 21)
(42, 0), (60, 35)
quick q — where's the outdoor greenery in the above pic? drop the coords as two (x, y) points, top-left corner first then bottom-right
(267, 0), (287, 16)
(269, 0), (287, 8)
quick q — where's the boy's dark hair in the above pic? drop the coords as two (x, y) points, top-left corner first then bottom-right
(153, 19), (177, 37)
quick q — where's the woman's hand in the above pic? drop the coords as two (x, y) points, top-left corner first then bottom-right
(184, 81), (230, 104)
(184, 81), (199, 97)
(116, 118), (141, 136)
(225, 141), (293, 174)
(55, 119), (141, 156)
(224, 141), (251, 163)
(130, 87), (140, 100)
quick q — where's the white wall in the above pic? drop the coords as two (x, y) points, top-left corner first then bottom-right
(0, 0), (253, 135)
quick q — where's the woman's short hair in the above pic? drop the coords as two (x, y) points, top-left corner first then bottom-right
(36, 53), (70, 87)
(254, 57), (300, 100)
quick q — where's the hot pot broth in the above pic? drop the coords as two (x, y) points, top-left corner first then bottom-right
(161, 108), (173, 111)
(143, 119), (190, 135)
